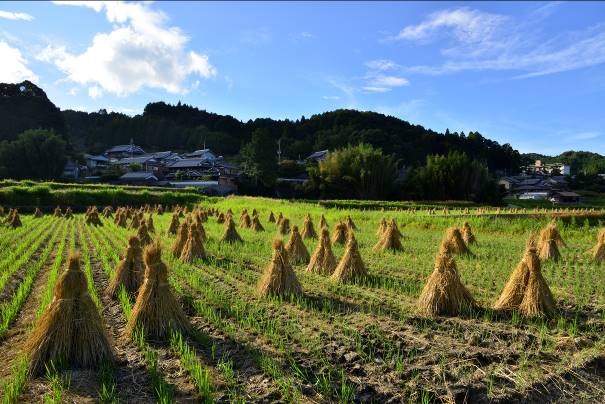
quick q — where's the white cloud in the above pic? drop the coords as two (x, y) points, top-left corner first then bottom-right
(322, 95), (340, 100)
(398, 7), (605, 78)
(0, 10), (34, 21)
(41, 1), (216, 97)
(396, 8), (507, 43)
(0, 41), (38, 82)
(362, 86), (390, 93)
(365, 59), (398, 71)
(369, 75), (409, 87)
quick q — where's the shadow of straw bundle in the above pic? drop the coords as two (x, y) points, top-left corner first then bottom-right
(220, 216), (243, 243)
(439, 227), (472, 256)
(180, 225), (206, 263)
(331, 233), (366, 283)
(417, 251), (475, 317)
(301, 214), (317, 239)
(277, 218), (290, 235)
(373, 221), (403, 252)
(257, 239), (302, 297)
(331, 221), (348, 245)
(307, 228), (336, 275)
(285, 225), (310, 265)
(461, 221), (475, 245)
(127, 242), (191, 339)
(106, 236), (144, 298)
(25, 252), (113, 376)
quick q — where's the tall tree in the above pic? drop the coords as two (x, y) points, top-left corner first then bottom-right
(0, 129), (68, 180)
(240, 128), (278, 191)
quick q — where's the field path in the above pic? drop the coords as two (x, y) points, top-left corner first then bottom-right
(0, 222), (67, 397)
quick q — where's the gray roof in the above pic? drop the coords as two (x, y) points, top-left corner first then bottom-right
(149, 151), (181, 160)
(114, 156), (157, 165)
(307, 150), (329, 160)
(185, 149), (217, 159)
(120, 171), (158, 181)
(105, 144), (145, 155)
(84, 154), (109, 162)
(167, 158), (210, 169)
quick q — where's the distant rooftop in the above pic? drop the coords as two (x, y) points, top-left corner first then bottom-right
(105, 144), (145, 155)
(120, 171), (158, 181)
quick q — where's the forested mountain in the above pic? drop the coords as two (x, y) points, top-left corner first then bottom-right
(0, 81), (65, 141)
(0, 80), (575, 176)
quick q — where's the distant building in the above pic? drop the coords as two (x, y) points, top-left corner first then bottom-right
(550, 191), (580, 203)
(119, 171), (158, 185)
(84, 154), (109, 170)
(104, 144), (145, 159)
(112, 155), (159, 171)
(184, 149), (219, 161)
(62, 159), (81, 180)
(306, 150), (329, 163)
(524, 160), (571, 176)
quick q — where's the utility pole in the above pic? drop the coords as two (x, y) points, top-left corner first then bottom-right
(277, 138), (282, 163)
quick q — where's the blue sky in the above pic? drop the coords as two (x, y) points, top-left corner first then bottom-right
(1, 1), (605, 155)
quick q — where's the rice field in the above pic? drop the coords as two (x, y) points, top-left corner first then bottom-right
(0, 198), (604, 403)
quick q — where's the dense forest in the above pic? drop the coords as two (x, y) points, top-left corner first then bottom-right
(1, 81), (524, 174)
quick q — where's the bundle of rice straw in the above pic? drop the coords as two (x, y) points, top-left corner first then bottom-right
(439, 227), (472, 256)
(85, 208), (103, 226)
(256, 239), (302, 297)
(130, 214), (141, 229)
(461, 221), (475, 245)
(115, 210), (127, 228)
(106, 236), (144, 298)
(193, 219), (207, 241)
(389, 219), (403, 238)
(276, 212), (284, 226)
(346, 215), (357, 230)
(217, 212), (226, 224)
(285, 225), (310, 264)
(8, 209), (22, 228)
(373, 221), (403, 252)
(127, 242), (191, 339)
(277, 217), (290, 235)
(495, 247), (556, 317)
(180, 225), (206, 263)
(331, 233), (366, 283)
(156, 204), (164, 215)
(538, 223), (565, 261)
(301, 214), (317, 239)
(331, 221), (348, 245)
(146, 215), (155, 233)
(34, 207), (43, 218)
(53, 206), (63, 217)
(307, 228), (337, 275)
(102, 206), (113, 218)
(251, 215), (265, 232)
(167, 213), (180, 234)
(319, 215), (328, 229)
(240, 212), (252, 228)
(593, 231), (605, 262)
(64, 207), (73, 219)
(171, 222), (189, 257)
(252, 208), (258, 217)
(137, 222), (152, 247)
(417, 251), (476, 316)
(376, 218), (387, 237)
(268, 211), (276, 223)
(25, 252), (113, 376)
(220, 217), (243, 243)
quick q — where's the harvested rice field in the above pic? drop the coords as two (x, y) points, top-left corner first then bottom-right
(0, 199), (605, 403)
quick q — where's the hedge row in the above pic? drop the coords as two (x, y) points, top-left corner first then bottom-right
(0, 184), (204, 207)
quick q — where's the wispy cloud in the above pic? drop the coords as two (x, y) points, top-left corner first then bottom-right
(365, 59), (398, 71)
(570, 131), (601, 140)
(0, 10), (34, 21)
(362, 61), (409, 93)
(396, 6), (605, 79)
(322, 95), (340, 100)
